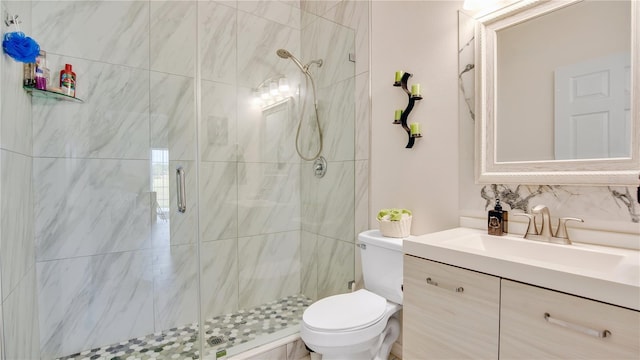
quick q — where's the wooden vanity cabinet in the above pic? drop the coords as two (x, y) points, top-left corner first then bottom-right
(403, 255), (640, 360)
(403, 255), (500, 359)
(500, 279), (640, 359)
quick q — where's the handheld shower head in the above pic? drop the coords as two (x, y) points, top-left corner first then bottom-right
(276, 48), (308, 74)
(276, 48), (292, 59)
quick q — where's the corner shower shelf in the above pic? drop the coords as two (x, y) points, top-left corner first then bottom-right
(23, 87), (84, 103)
(393, 72), (421, 148)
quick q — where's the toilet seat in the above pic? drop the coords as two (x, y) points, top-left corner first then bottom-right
(302, 289), (387, 332)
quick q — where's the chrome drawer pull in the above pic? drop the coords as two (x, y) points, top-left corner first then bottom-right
(426, 278), (464, 293)
(544, 313), (611, 338)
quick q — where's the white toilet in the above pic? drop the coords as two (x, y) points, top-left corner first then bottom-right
(300, 230), (404, 360)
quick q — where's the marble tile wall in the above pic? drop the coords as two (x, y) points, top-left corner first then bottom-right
(457, 11), (640, 234)
(30, 1), (199, 357)
(22, 0), (364, 357)
(198, 0), (305, 317)
(297, 0), (369, 300)
(1, 0), (40, 358)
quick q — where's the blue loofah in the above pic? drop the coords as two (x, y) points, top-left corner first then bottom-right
(2, 31), (40, 63)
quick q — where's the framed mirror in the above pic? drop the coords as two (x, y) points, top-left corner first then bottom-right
(475, 0), (639, 185)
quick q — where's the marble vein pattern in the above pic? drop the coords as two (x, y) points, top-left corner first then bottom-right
(458, 11), (476, 122)
(300, 231), (318, 301)
(37, 251), (154, 359)
(164, 160), (198, 247)
(317, 236), (354, 299)
(199, 161), (238, 243)
(238, 231), (301, 309)
(459, 62), (475, 121)
(33, 56), (150, 160)
(237, 162), (301, 237)
(321, 0), (369, 75)
(1, 151), (34, 299)
(481, 184), (551, 213)
(295, 85), (322, 160)
(34, 158), (151, 261)
(150, 162), (198, 249)
(480, 184), (640, 224)
(354, 160), (369, 236)
(150, 0), (196, 77)
(2, 268), (40, 360)
(32, 0), (149, 69)
(300, 0), (341, 18)
(355, 73), (370, 160)
(153, 245), (199, 331)
(237, 11), (300, 88)
(150, 72), (196, 162)
(238, 94), (300, 164)
(318, 78), (355, 161)
(609, 187), (640, 223)
(1, 33), (32, 155)
(200, 239), (239, 320)
(312, 17), (355, 89)
(200, 80), (238, 162)
(300, 160), (320, 234)
(316, 161), (355, 242)
(238, 0), (301, 29)
(322, 0), (369, 74)
(198, 0), (237, 84)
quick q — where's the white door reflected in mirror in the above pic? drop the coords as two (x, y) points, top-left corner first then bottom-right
(475, 0), (639, 185)
(554, 53), (630, 160)
(495, 0), (631, 163)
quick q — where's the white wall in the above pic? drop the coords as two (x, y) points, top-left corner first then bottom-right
(371, 1), (462, 236)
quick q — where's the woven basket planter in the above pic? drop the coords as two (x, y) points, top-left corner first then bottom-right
(378, 216), (412, 238)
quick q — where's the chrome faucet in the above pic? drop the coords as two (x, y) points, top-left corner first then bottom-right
(515, 205), (584, 245)
(532, 205), (553, 241)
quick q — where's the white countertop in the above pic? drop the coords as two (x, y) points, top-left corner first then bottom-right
(404, 227), (640, 311)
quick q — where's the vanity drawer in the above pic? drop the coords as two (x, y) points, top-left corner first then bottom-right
(500, 279), (640, 359)
(403, 255), (500, 359)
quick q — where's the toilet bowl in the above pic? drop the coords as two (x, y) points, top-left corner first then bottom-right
(300, 230), (405, 360)
(301, 290), (401, 360)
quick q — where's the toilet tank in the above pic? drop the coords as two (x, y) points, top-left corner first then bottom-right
(358, 230), (404, 304)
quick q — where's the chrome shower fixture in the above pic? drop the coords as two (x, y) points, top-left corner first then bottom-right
(276, 48), (323, 75)
(276, 48), (324, 161)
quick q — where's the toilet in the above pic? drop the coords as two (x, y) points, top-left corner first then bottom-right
(300, 230), (404, 360)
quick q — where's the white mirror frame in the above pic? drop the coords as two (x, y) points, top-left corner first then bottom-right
(475, 0), (640, 186)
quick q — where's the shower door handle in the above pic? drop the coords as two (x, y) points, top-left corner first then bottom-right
(176, 166), (186, 213)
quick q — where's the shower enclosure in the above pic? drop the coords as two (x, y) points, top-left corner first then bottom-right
(0, 0), (364, 358)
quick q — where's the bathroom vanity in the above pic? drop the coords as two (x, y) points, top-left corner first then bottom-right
(402, 227), (640, 359)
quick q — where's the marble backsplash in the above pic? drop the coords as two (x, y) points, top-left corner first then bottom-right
(458, 11), (639, 232)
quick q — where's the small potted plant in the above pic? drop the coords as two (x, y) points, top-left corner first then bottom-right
(377, 208), (412, 238)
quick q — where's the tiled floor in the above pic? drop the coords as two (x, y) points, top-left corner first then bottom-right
(57, 294), (313, 360)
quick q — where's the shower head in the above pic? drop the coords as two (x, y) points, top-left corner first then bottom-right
(276, 48), (308, 74)
(276, 48), (293, 59)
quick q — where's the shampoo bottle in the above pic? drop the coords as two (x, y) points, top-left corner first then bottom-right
(60, 64), (76, 97)
(488, 199), (506, 236)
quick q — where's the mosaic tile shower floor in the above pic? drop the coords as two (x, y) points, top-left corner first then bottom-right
(57, 294), (313, 360)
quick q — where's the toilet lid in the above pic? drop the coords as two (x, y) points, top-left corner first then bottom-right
(303, 289), (387, 332)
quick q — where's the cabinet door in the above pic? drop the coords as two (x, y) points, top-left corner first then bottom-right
(500, 279), (640, 359)
(403, 255), (500, 359)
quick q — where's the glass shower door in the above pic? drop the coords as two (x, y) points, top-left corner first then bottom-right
(29, 0), (202, 358)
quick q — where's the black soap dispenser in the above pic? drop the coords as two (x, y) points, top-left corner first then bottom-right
(488, 199), (507, 236)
